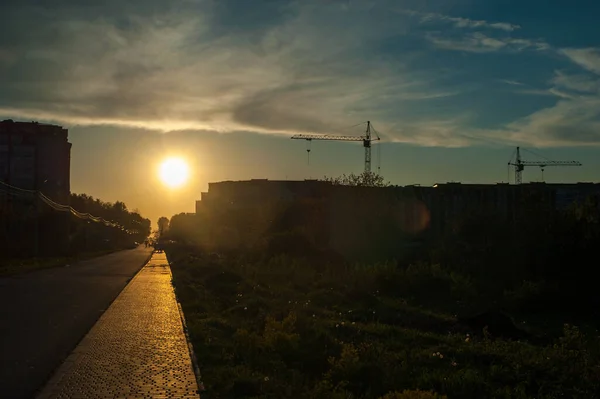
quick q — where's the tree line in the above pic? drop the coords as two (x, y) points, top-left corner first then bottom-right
(69, 193), (152, 253)
(1, 192), (151, 258)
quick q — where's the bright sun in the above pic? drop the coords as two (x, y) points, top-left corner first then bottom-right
(159, 157), (190, 188)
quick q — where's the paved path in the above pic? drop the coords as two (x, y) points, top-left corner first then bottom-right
(0, 246), (153, 399)
(36, 252), (201, 399)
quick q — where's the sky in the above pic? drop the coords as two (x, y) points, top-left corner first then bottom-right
(1, 0), (599, 224)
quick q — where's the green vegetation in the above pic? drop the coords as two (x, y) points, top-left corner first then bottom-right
(69, 193), (151, 249)
(165, 188), (600, 398)
(321, 171), (391, 187)
(158, 216), (170, 237)
(1, 193), (150, 270)
(167, 245), (599, 398)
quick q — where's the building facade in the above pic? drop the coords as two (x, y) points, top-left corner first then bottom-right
(0, 119), (72, 255)
(195, 179), (600, 260)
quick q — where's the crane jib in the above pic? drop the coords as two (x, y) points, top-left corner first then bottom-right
(290, 120), (381, 173)
(508, 146), (582, 184)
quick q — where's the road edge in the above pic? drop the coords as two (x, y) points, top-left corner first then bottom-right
(33, 249), (154, 399)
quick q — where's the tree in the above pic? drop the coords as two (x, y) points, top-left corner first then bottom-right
(321, 171), (391, 187)
(168, 213), (198, 243)
(157, 216), (170, 237)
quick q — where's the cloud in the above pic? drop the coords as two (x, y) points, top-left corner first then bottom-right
(500, 79), (525, 86)
(396, 9), (520, 32)
(560, 47), (600, 75)
(384, 117), (476, 147)
(426, 32), (550, 53)
(497, 98), (600, 146)
(551, 71), (600, 93)
(482, 68), (600, 146)
(1, 0), (597, 148)
(0, 0), (466, 144)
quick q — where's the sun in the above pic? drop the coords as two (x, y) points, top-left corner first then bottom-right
(159, 157), (190, 188)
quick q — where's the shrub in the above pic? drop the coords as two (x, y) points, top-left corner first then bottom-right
(379, 390), (448, 399)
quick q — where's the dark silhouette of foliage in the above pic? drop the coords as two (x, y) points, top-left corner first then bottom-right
(157, 216), (170, 236)
(322, 171), (391, 187)
(159, 189), (600, 398)
(68, 193), (151, 253)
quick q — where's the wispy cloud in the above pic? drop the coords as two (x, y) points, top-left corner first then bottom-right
(551, 70), (600, 93)
(426, 32), (550, 53)
(385, 116), (476, 147)
(500, 79), (525, 86)
(560, 48), (600, 75)
(0, 0), (461, 142)
(395, 9), (520, 32)
(493, 98), (600, 146)
(1, 0), (598, 148)
(513, 89), (557, 97)
(483, 68), (600, 146)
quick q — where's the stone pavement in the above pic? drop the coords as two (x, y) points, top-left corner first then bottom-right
(36, 252), (201, 399)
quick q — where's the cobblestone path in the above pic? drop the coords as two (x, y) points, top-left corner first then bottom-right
(36, 252), (201, 399)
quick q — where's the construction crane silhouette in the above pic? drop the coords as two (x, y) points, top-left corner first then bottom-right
(508, 146), (582, 184)
(291, 121), (381, 173)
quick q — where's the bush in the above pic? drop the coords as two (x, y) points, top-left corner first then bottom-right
(166, 246), (600, 399)
(379, 390), (448, 399)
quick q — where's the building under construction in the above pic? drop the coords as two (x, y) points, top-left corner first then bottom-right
(196, 179), (600, 260)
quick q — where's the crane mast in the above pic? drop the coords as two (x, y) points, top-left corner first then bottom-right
(364, 121), (373, 173)
(508, 146), (582, 184)
(291, 121), (380, 173)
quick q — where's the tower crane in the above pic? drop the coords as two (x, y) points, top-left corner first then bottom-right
(291, 121), (381, 173)
(508, 146), (582, 184)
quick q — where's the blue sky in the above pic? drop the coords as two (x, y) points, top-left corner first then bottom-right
(1, 0), (599, 222)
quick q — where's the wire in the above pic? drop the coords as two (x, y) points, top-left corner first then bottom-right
(521, 147), (553, 161)
(0, 180), (133, 233)
(328, 121), (369, 134)
(377, 139), (382, 175)
(370, 123), (381, 140)
(0, 180), (36, 193)
(0, 186), (36, 198)
(367, 123), (382, 175)
(507, 147), (517, 164)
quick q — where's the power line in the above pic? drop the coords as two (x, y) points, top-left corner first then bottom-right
(0, 180), (134, 233)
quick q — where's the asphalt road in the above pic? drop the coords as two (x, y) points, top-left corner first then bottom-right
(0, 246), (153, 399)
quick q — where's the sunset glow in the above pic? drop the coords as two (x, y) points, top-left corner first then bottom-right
(159, 158), (189, 188)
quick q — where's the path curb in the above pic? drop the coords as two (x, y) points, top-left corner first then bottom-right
(177, 301), (205, 394)
(169, 263), (205, 394)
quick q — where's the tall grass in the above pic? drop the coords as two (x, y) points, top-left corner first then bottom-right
(167, 246), (600, 399)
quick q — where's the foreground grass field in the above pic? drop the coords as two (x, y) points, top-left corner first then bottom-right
(167, 247), (600, 399)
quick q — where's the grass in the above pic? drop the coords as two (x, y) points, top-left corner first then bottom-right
(167, 246), (600, 399)
(0, 249), (121, 277)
